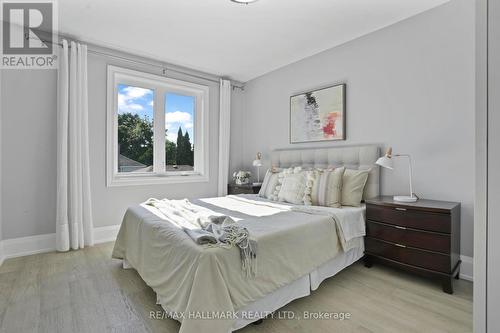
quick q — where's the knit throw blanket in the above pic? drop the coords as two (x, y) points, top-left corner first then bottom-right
(145, 198), (257, 277)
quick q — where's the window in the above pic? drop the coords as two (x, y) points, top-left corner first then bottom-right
(165, 93), (195, 172)
(107, 66), (209, 186)
(117, 84), (154, 173)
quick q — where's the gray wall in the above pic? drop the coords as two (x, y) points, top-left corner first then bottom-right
(0, 49), (226, 239)
(1, 69), (58, 239)
(474, 0), (488, 330)
(229, 88), (245, 174)
(488, 0), (500, 330)
(230, 0), (475, 257)
(0, 70), (3, 243)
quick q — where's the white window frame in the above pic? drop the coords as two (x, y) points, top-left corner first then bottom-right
(106, 65), (209, 187)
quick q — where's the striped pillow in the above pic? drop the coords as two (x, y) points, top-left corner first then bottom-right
(258, 168), (281, 199)
(307, 167), (345, 208)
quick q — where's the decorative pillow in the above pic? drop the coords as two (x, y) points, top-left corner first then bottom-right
(258, 168), (281, 199)
(268, 167), (299, 201)
(306, 167), (345, 208)
(277, 168), (306, 204)
(341, 169), (370, 207)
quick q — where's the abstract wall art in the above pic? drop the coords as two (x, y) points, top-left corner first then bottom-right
(290, 83), (346, 143)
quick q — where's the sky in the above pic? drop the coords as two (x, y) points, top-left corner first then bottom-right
(117, 84), (195, 144)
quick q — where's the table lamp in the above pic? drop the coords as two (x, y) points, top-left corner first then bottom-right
(252, 152), (263, 185)
(376, 147), (418, 203)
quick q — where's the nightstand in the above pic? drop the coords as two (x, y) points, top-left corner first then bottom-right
(364, 196), (461, 294)
(227, 183), (261, 195)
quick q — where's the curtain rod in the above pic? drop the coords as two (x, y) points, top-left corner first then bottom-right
(30, 35), (244, 90)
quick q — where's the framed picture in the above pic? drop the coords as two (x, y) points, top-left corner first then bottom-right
(290, 83), (346, 143)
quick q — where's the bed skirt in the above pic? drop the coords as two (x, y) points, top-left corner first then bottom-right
(123, 238), (364, 332)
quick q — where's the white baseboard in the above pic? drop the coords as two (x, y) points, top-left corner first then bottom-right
(1, 233), (56, 260)
(93, 225), (121, 244)
(460, 255), (473, 281)
(0, 241), (4, 267)
(0, 225), (121, 264)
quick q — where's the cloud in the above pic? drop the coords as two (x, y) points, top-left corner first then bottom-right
(166, 132), (177, 142)
(124, 102), (144, 111)
(165, 111), (194, 142)
(122, 86), (152, 99)
(118, 85), (153, 115)
(166, 111), (191, 123)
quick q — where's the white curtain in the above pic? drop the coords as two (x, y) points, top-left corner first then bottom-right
(56, 40), (94, 251)
(218, 79), (231, 196)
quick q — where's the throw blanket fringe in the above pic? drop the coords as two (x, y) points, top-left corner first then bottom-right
(145, 198), (257, 277)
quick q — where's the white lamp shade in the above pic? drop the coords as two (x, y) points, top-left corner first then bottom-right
(376, 156), (394, 170)
(252, 159), (262, 167)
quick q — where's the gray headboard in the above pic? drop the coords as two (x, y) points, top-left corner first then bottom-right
(270, 145), (380, 199)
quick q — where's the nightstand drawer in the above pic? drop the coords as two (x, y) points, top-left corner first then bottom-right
(227, 184), (261, 195)
(366, 220), (451, 254)
(230, 186), (254, 194)
(366, 205), (451, 233)
(365, 237), (450, 273)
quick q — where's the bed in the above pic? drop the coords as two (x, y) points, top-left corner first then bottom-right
(112, 145), (380, 333)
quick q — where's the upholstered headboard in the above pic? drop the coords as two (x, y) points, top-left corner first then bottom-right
(270, 145), (381, 199)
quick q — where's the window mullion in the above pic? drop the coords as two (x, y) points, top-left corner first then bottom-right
(153, 87), (166, 173)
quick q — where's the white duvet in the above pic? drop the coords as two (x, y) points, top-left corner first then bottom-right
(112, 194), (365, 333)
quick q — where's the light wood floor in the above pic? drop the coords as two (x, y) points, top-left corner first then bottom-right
(0, 242), (472, 333)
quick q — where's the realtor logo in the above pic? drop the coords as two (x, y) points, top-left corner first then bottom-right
(1, 0), (57, 68)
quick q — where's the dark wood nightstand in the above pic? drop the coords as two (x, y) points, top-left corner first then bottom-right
(364, 196), (461, 294)
(227, 183), (261, 195)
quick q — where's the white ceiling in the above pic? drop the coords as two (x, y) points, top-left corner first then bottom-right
(59, 0), (449, 82)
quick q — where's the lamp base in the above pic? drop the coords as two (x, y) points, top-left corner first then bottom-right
(393, 195), (418, 203)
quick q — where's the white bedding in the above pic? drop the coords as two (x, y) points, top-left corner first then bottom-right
(112, 194), (366, 333)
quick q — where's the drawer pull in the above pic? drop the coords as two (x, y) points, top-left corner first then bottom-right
(394, 225), (407, 230)
(395, 207), (407, 211)
(394, 243), (406, 248)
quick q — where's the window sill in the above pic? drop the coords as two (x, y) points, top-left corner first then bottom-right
(106, 173), (209, 187)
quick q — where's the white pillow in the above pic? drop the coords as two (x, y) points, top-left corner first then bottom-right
(266, 167), (299, 201)
(278, 171), (307, 205)
(341, 169), (370, 207)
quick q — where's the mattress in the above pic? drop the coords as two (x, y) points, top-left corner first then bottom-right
(113, 194), (366, 333)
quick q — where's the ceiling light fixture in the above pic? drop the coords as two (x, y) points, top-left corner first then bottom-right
(230, 0), (259, 4)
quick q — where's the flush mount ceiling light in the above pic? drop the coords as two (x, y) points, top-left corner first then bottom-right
(230, 0), (259, 4)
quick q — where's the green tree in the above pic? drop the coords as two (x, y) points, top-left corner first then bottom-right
(118, 113), (153, 166)
(174, 127), (194, 166)
(117, 114), (193, 169)
(176, 127), (185, 165)
(183, 131), (194, 166)
(165, 139), (177, 165)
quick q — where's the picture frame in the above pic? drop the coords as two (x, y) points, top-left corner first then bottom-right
(289, 83), (346, 143)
